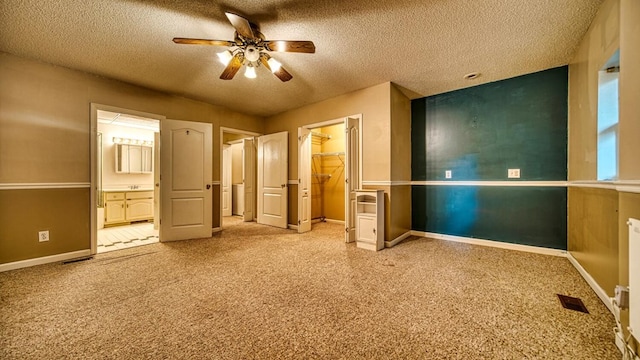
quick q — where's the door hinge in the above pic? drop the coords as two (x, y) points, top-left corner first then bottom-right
(345, 227), (349, 232)
(345, 178), (349, 184)
(298, 220), (301, 225)
(298, 136), (301, 141)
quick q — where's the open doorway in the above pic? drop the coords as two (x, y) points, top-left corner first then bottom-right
(298, 115), (361, 242)
(91, 106), (162, 254)
(220, 127), (260, 229)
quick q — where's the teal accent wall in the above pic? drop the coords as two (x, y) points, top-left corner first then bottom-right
(412, 66), (568, 181)
(411, 186), (567, 249)
(411, 66), (568, 249)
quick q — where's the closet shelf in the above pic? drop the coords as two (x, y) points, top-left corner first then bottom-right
(312, 151), (345, 157)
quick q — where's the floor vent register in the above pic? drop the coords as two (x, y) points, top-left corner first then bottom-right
(557, 294), (589, 314)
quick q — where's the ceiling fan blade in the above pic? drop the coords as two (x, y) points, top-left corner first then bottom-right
(263, 40), (315, 53)
(273, 66), (293, 82)
(220, 53), (244, 80)
(259, 54), (292, 82)
(173, 38), (235, 47)
(225, 12), (255, 40)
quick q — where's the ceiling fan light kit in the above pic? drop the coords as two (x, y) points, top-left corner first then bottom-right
(173, 12), (315, 82)
(217, 50), (233, 66)
(244, 65), (257, 79)
(267, 58), (281, 73)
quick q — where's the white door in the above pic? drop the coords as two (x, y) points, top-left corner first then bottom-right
(153, 132), (160, 230)
(298, 128), (312, 233)
(345, 117), (360, 243)
(257, 131), (288, 228)
(160, 119), (213, 241)
(243, 138), (256, 222)
(222, 145), (232, 217)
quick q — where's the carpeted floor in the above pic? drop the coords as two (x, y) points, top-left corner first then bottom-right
(0, 218), (619, 359)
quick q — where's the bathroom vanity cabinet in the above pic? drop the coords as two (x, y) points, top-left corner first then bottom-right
(104, 190), (153, 225)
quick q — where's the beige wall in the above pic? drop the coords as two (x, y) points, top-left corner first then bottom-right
(390, 83), (412, 182)
(618, 0), (640, 345)
(0, 189), (90, 264)
(265, 82), (392, 229)
(0, 52), (262, 264)
(389, 83), (412, 239)
(568, 0), (640, 343)
(618, 0), (640, 180)
(568, 0), (619, 181)
(568, 187), (619, 296)
(264, 82), (412, 240)
(264, 82), (391, 181)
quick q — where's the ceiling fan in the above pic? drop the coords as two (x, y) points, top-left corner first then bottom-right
(173, 12), (315, 82)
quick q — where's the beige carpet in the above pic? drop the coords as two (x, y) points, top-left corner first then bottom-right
(0, 218), (619, 359)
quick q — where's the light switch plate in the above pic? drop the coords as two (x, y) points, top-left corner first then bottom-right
(508, 169), (521, 178)
(445, 170), (452, 179)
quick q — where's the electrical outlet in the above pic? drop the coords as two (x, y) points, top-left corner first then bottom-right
(38, 230), (49, 242)
(445, 170), (452, 179)
(508, 168), (520, 178)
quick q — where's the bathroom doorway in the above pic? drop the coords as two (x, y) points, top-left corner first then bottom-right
(92, 106), (162, 253)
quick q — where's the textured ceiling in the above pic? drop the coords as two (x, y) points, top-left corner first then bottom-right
(0, 0), (603, 117)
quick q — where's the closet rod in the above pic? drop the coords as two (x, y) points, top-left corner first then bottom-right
(312, 151), (345, 157)
(311, 131), (332, 139)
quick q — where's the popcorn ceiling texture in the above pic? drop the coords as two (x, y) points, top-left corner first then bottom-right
(0, 0), (603, 116)
(0, 219), (619, 359)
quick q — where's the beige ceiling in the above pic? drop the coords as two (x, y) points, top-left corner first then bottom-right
(0, 0), (603, 117)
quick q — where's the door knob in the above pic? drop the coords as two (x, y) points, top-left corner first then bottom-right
(281, 184), (286, 188)
(206, 184), (211, 189)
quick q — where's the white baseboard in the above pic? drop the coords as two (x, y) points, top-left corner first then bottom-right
(212, 227), (222, 234)
(566, 252), (613, 313)
(410, 231), (567, 257)
(385, 231), (411, 248)
(0, 249), (92, 272)
(288, 224), (298, 230)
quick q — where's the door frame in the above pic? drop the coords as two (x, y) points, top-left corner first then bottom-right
(222, 144), (233, 217)
(298, 114), (363, 236)
(90, 104), (165, 255)
(219, 127), (261, 230)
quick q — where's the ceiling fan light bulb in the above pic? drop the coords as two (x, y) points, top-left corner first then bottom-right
(244, 65), (257, 79)
(267, 58), (282, 73)
(217, 50), (233, 65)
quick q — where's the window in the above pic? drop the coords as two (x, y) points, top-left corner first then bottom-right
(597, 51), (619, 181)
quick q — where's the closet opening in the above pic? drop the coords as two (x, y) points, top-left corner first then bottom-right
(298, 115), (361, 242)
(310, 124), (345, 225)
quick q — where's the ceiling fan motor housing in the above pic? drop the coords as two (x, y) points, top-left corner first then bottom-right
(244, 45), (261, 62)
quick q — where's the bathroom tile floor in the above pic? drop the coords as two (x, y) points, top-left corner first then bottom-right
(97, 222), (158, 253)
